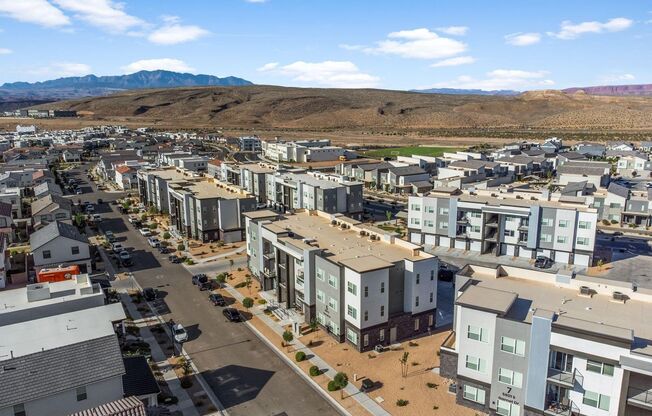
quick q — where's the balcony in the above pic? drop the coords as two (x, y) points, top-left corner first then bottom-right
(440, 331), (456, 353)
(518, 223), (530, 231)
(485, 220), (499, 228)
(628, 386), (652, 410)
(547, 368), (583, 388)
(544, 400), (580, 416)
(263, 251), (275, 260)
(456, 217), (469, 225)
(485, 232), (498, 242)
(262, 268), (276, 278)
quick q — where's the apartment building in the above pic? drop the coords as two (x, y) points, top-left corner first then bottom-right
(407, 187), (598, 266)
(167, 177), (256, 242)
(237, 136), (262, 152)
(137, 167), (200, 214)
(440, 263), (652, 416)
(261, 139), (355, 163)
(245, 209), (438, 351)
(219, 162), (275, 202)
(265, 171), (364, 218)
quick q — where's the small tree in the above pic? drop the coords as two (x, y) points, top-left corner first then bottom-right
(242, 297), (254, 309)
(141, 213), (148, 221)
(245, 275), (252, 295)
(282, 330), (294, 351)
(162, 231), (171, 240)
(73, 212), (85, 228)
(399, 351), (410, 378)
(309, 319), (318, 334)
(216, 273), (226, 286)
(177, 243), (185, 252)
(596, 258), (604, 268)
(385, 210), (392, 223)
(334, 371), (349, 398)
(149, 223), (157, 230)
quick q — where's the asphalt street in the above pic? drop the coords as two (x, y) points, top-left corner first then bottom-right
(65, 164), (340, 416)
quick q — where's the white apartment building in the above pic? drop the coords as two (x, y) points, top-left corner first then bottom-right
(440, 264), (652, 416)
(245, 209), (438, 351)
(262, 139), (355, 163)
(407, 187), (598, 266)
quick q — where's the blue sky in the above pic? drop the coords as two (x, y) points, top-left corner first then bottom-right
(0, 0), (650, 91)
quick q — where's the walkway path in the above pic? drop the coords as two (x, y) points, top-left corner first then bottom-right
(222, 284), (391, 416)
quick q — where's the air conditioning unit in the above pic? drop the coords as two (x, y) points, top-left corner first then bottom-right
(612, 291), (628, 303)
(579, 286), (593, 297)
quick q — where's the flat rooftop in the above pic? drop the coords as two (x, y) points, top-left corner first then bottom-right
(0, 302), (125, 360)
(274, 172), (360, 189)
(169, 178), (251, 200)
(265, 211), (430, 265)
(139, 167), (194, 181)
(459, 267), (652, 354)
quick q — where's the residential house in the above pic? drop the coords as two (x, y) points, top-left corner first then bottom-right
(574, 142), (606, 158)
(607, 141), (635, 152)
(34, 181), (63, 198)
(557, 161), (611, 189)
(29, 221), (91, 273)
(31, 194), (73, 229)
(114, 165), (138, 190)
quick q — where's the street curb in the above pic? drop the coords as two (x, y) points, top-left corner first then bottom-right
(242, 318), (353, 416)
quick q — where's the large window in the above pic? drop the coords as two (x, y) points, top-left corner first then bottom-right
(465, 355), (486, 373)
(316, 268), (325, 281)
(410, 204), (421, 211)
(346, 328), (358, 345)
(576, 237), (590, 246)
(439, 207), (449, 215)
(327, 297), (338, 311)
(498, 368), (523, 388)
(328, 274), (338, 289)
(578, 221), (591, 229)
(43, 250), (51, 259)
(467, 325), (488, 342)
(558, 220), (570, 228)
(556, 236), (568, 244)
(462, 385), (485, 404)
(347, 281), (357, 295)
(317, 290), (325, 303)
(583, 391), (610, 411)
(13, 404), (26, 416)
(540, 234), (552, 243)
(541, 218), (553, 226)
(496, 399), (520, 416)
(347, 305), (357, 319)
(71, 246), (80, 255)
(586, 360), (614, 376)
(500, 336), (526, 356)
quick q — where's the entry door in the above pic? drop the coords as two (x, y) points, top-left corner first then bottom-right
(390, 327), (397, 343)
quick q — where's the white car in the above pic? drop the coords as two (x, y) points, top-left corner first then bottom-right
(173, 324), (188, 343)
(147, 237), (160, 248)
(92, 214), (102, 222)
(111, 242), (124, 252)
(139, 228), (152, 237)
(85, 204), (95, 213)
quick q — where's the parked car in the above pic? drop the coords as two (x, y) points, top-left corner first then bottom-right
(191, 274), (207, 285)
(199, 281), (213, 291)
(173, 324), (188, 343)
(118, 250), (132, 266)
(92, 214), (102, 222)
(75, 188), (83, 195)
(534, 256), (553, 269)
(111, 242), (124, 252)
(147, 237), (161, 248)
(158, 246), (170, 254)
(222, 308), (241, 322)
(139, 228), (152, 237)
(142, 287), (158, 301)
(105, 230), (116, 243)
(168, 255), (181, 263)
(97, 198), (103, 204)
(209, 293), (226, 306)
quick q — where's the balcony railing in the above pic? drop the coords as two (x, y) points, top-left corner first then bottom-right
(544, 400), (580, 416)
(440, 331), (456, 352)
(547, 368), (583, 388)
(628, 386), (652, 409)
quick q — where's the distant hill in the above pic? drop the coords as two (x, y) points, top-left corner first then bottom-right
(410, 88), (520, 96)
(563, 84), (652, 96)
(0, 70), (253, 101)
(39, 85), (652, 131)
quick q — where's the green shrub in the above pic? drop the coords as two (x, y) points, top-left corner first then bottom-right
(177, 243), (185, 251)
(396, 399), (409, 407)
(242, 297), (254, 308)
(149, 223), (157, 230)
(327, 380), (340, 391)
(334, 372), (348, 388)
(309, 365), (321, 376)
(180, 378), (193, 389)
(234, 282), (247, 288)
(295, 351), (306, 362)
(162, 232), (171, 240)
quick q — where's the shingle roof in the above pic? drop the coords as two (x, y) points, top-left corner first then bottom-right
(561, 181), (588, 195)
(122, 356), (160, 397)
(0, 201), (11, 218)
(388, 165), (426, 176)
(31, 193), (72, 215)
(29, 220), (89, 250)
(608, 182), (630, 199)
(0, 335), (125, 408)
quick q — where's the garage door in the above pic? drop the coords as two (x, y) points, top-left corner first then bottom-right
(410, 233), (422, 244)
(470, 241), (482, 252)
(519, 248), (532, 259)
(454, 239), (466, 250)
(556, 252), (570, 264)
(505, 245), (515, 256)
(424, 235), (436, 246)
(574, 254), (589, 267)
(439, 237), (450, 248)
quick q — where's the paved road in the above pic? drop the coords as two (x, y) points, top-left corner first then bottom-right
(66, 164), (340, 416)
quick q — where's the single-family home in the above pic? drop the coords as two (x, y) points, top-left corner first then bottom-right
(31, 194), (73, 229)
(29, 221), (91, 273)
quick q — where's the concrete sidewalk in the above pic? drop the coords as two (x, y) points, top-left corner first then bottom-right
(222, 284), (390, 416)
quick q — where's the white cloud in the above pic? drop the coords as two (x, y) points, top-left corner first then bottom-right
(148, 22), (209, 45)
(599, 73), (635, 83)
(363, 28), (467, 59)
(0, 0), (70, 27)
(122, 58), (195, 74)
(548, 17), (633, 40)
(505, 32), (541, 46)
(436, 26), (468, 36)
(430, 56), (475, 67)
(258, 60), (380, 88)
(426, 69), (554, 91)
(339, 43), (365, 51)
(28, 62), (91, 78)
(245, 0), (267, 3)
(51, 0), (145, 33)
(0, 47), (11, 54)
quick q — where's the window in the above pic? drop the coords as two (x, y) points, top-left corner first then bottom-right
(609, 202), (621, 209)
(414, 319), (419, 331)
(500, 337), (526, 356)
(13, 404), (26, 416)
(465, 355), (486, 373)
(586, 360), (614, 376)
(429, 292), (433, 303)
(364, 286), (368, 297)
(583, 391), (610, 411)
(540, 233), (552, 243)
(463, 385), (485, 404)
(328, 274), (338, 289)
(317, 290), (325, 303)
(363, 334), (369, 347)
(380, 305), (385, 317)
(439, 207), (449, 215)
(415, 296), (419, 307)
(498, 368), (523, 388)
(76, 386), (87, 401)
(428, 314), (434, 326)
(379, 329), (385, 341)
(470, 225), (481, 233)
(380, 282), (385, 293)
(346, 328), (358, 345)
(558, 220), (570, 228)
(430, 270), (435, 281)
(317, 268), (325, 281)
(410, 204), (421, 211)
(347, 281), (357, 295)
(467, 325), (488, 342)
(577, 237), (590, 246)
(439, 221), (449, 229)
(424, 220), (434, 227)
(541, 218), (553, 226)
(55, 212), (67, 219)
(504, 229), (515, 237)
(317, 313), (326, 325)
(364, 310), (368, 321)
(426, 205), (435, 213)
(347, 305), (357, 319)
(410, 218), (421, 226)
(327, 297), (338, 311)
(415, 273), (420, 284)
(71, 246), (80, 255)
(470, 211), (482, 218)
(43, 250), (51, 259)
(556, 236), (568, 244)
(578, 221), (591, 229)
(497, 399), (520, 416)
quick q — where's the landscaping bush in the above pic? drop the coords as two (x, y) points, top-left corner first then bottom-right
(295, 351), (306, 362)
(184, 258), (195, 265)
(327, 380), (340, 391)
(309, 365), (321, 376)
(180, 378), (193, 389)
(257, 299), (267, 304)
(242, 297), (254, 309)
(141, 214), (148, 221)
(611, 220), (619, 224)
(602, 219), (610, 226)
(237, 267), (243, 272)
(177, 243), (185, 251)
(396, 399), (409, 407)
(216, 273), (227, 284)
(234, 282), (247, 288)
(162, 232), (171, 240)
(149, 223), (158, 230)
(334, 372), (348, 388)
